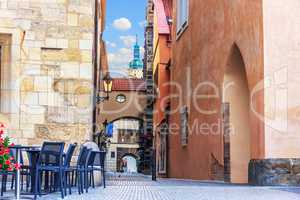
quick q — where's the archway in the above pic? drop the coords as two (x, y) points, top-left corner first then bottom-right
(121, 154), (138, 173)
(105, 117), (143, 173)
(222, 44), (251, 183)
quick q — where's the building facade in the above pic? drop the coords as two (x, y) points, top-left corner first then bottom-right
(97, 78), (147, 172)
(0, 0), (103, 146)
(164, 0), (300, 185)
(152, 0), (172, 178)
(143, 0), (156, 176)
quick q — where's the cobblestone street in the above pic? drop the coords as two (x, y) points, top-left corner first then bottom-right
(40, 173), (300, 200)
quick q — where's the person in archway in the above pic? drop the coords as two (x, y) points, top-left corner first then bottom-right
(122, 158), (128, 173)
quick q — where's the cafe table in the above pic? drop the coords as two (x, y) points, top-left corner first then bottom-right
(10, 145), (40, 200)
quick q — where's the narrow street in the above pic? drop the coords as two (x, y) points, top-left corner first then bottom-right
(1, 0), (300, 199)
(41, 174), (300, 200)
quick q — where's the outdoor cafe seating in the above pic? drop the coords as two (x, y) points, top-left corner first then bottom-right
(0, 141), (106, 199)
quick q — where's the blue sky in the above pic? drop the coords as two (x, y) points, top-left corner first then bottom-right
(104, 0), (146, 77)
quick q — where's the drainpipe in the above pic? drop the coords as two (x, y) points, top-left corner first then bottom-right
(92, 0), (99, 138)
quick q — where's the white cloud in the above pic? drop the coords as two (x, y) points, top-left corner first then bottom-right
(120, 35), (136, 47)
(139, 20), (147, 28)
(109, 68), (129, 78)
(112, 17), (132, 31)
(108, 48), (133, 74)
(140, 47), (145, 56)
(106, 41), (117, 48)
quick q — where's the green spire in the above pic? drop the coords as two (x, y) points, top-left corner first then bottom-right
(129, 35), (143, 69)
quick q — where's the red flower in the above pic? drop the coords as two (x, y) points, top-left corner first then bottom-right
(14, 164), (21, 170)
(7, 167), (12, 171)
(10, 143), (15, 147)
(0, 164), (2, 169)
(5, 160), (10, 165)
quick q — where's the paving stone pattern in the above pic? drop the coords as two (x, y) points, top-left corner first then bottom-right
(38, 173), (300, 200)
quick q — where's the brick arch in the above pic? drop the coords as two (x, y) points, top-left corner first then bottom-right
(121, 153), (139, 160)
(109, 116), (144, 124)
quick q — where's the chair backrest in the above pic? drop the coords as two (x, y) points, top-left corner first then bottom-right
(84, 149), (93, 167)
(76, 146), (87, 167)
(93, 151), (106, 168)
(87, 151), (96, 167)
(38, 142), (65, 167)
(64, 143), (77, 167)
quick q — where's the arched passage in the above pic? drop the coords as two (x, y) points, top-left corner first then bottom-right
(222, 44), (251, 183)
(105, 117), (143, 173)
(121, 153), (138, 173)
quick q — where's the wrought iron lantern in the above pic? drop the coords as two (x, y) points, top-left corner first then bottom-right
(97, 73), (113, 103)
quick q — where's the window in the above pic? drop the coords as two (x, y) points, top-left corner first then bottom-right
(158, 122), (168, 174)
(176, 0), (189, 36)
(111, 151), (115, 158)
(0, 34), (12, 114)
(180, 106), (188, 146)
(116, 94), (126, 103)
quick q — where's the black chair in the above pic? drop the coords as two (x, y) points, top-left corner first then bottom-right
(84, 151), (96, 192)
(63, 146), (90, 195)
(75, 147), (91, 195)
(88, 151), (106, 188)
(62, 143), (77, 195)
(34, 142), (65, 199)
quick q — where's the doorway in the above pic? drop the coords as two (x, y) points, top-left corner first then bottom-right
(222, 44), (251, 183)
(122, 155), (138, 173)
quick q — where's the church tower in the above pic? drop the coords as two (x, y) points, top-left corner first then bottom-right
(128, 35), (144, 79)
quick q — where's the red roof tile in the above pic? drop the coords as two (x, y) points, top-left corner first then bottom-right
(101, 78), (146, 92)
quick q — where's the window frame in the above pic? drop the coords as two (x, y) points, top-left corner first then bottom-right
(111, 151), (116, 158)
(116, 94), (126, 104)
(176, 0), (189, 39)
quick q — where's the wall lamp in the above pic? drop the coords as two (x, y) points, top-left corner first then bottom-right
(97, 73), (113, 103)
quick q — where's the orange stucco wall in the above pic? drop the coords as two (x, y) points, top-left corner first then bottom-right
(168, 0), (264, 180)
(153, 36), (171, 127)
(152, 0), (172, 177)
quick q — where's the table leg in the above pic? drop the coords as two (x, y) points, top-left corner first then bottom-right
(103, 168), (106, 188)
(29, 152), (39, 193)
(15, 149), (21, 200)
(30, 168), (35, 193)
(44, 171), (49, 191)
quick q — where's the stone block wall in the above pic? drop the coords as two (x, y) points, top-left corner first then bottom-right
(0, 0), (95, 146)
(249, 159), (300, 186)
